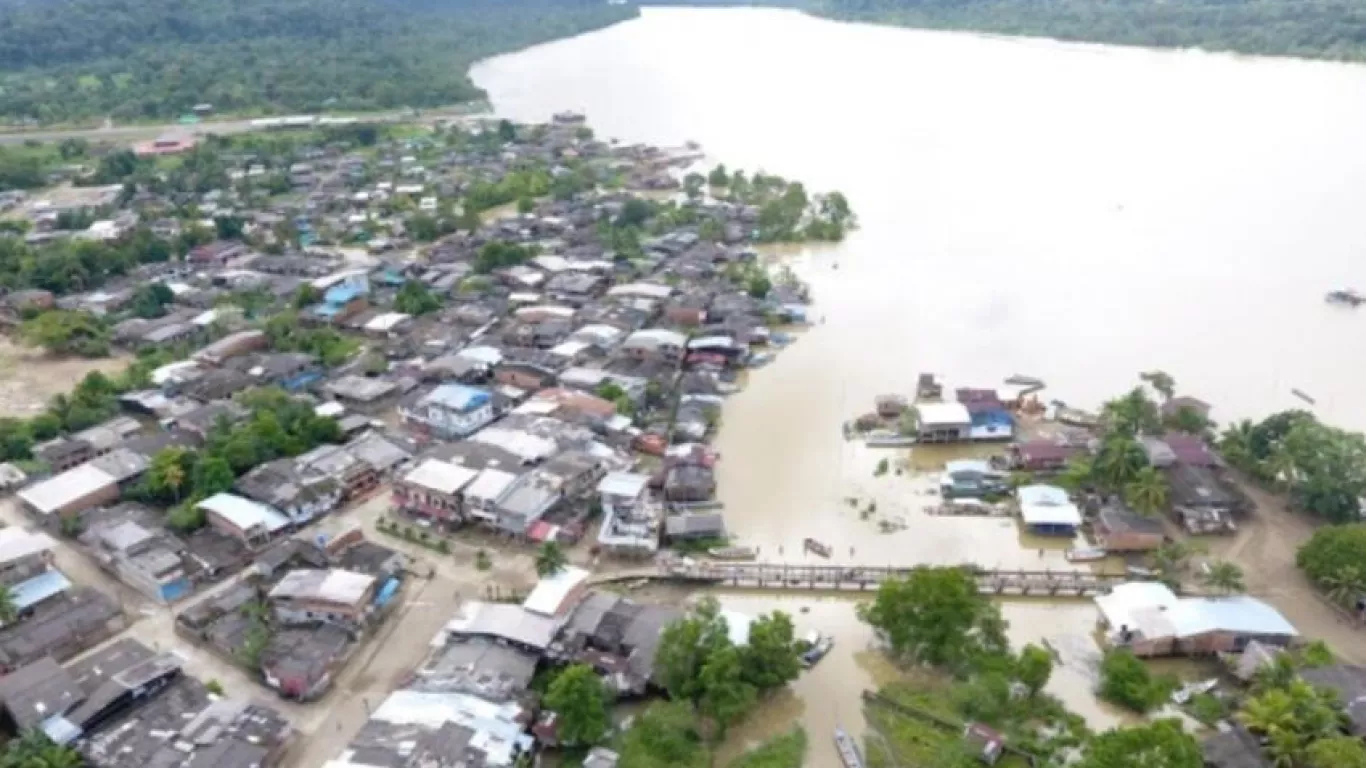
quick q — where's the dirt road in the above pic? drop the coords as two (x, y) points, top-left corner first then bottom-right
(1208, 480), (1365, 664)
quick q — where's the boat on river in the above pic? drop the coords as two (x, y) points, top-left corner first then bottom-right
(834, 727), (865, 768)
(804, 538), (832, 558)
(708, 546), (757, 561)
(865, 431), (916, 448)
(1065, 546), (1108, 563)
(1325, 289), (1364, 307)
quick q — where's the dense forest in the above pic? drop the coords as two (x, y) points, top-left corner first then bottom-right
(0, 0), (637, 124)
(814, 0), (1366, 60)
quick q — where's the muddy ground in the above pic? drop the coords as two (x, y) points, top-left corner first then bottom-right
(0, 338), (130, 417)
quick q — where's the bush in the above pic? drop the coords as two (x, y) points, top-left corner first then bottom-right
(475, 550), (492, 571)
(1297, 524), (1366, 586)
(1185, 692), (1227, 726)
(205, 679), (225, 696)
(436, 540), (450, 554)
(1098, 649), (1175, 713)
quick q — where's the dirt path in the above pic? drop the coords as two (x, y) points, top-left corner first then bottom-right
(1207, 480), (1366, 664)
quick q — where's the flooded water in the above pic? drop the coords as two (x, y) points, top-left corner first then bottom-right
(472, 6), (1366, 760)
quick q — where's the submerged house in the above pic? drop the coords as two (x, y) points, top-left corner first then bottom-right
(1015, 484), (1081, 537)
(956, 388), (1014, 441)
(940, 460), (1007, 499)
(915, 402), (971, 444)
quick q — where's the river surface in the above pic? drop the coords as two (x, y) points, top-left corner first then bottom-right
(472, 6), (1366, 762)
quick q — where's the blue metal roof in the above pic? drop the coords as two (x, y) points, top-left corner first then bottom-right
(12, 569), (73, 610)
(424, 384), (491, 412)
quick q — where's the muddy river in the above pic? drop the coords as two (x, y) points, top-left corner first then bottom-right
(472, 6), (1366, 760)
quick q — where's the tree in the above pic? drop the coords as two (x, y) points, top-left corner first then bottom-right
(214, 215), (245, 240)
(0, 731), (84, 768)
(28, 412), (62, 441)
(1015, 643), (1054, 697)
(497, 119), (517, 143)
(192, 455), (236, 498)
(856, 566), (1008, 673)
(1101, 387), (1161, 437)
(1307, 736), (1366, 768)
(146, 447), (192, 502)
(1239, 680), (1345, 767)
(1298, 525), (1366, 591)
(746, 274), (772, 299)
(696, 644), (756, 735)
(543, 663), (609, 746)
(394, 280), (442, 315)
(1098, 648), (1173, 713)
(130, 282), (175, 319)
(1076, 720), (1203, 768)
(1165, 406), (1212, 437)
(1139, 370), (1176, 401)
(655, 597), (733, 701)
(1301, 640), (1335, 668)
(1201, 560), (1246, 594)
(616, 701), (708, 768)
(21, 310), (109, 357)
(708, 164), (729, 187)
(535, 541), (568, 577)
(739, 611), (801, 691)
(1094, 436), (1148, 491)
(293, 284), (322, 309)
(1122, 466), (1168, 516)
(0, 418), (34, 462)
(0, 585), (17, 625)
(616, 198), (654, 228)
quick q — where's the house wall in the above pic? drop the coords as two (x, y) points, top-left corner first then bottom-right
(1096, 528), (1164, 552)
(403, 402), (494, 439)
(204, 511), (272, 547)
(272, 595), (368, 625)
(918, 424), (968, 444)
(281, 491), (342, 526)
(1026, 522), (1078, 537)
(49, 483), (121, 519)
(392, 485), (462, 521)
(495, 367), (551, 390)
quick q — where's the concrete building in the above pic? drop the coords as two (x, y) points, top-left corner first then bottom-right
(393, 459), (479, 523)
(197, 493), (292, 548)
(268, 568), (378, 627)
(399, 384), (495, 440)
(914, 402), (972, 444)
(18, 464), (120, 520)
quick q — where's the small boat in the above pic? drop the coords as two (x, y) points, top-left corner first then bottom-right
(1126, 565), (1159, 579)
(1172, 678), (1219, 705)
(1065, 547), (1108, 563)
(708, 546), (758, 561)
(1292, 388), (1317, 405)
(804, 538), (832, 558)
(800, 630), (834, 667)
(834, 727), (865, 768)
(1325, 289), (1364, 307)
(865, 431), (916, 448)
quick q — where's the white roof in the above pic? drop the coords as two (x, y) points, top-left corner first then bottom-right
(0, 528), (57, 565)
(18, 464), (117, 515)
(403, 459), (479, 495)
(571, 324), (623, 345)
(364, 312), (411, 332)
(522, 565), (590, 616)
(597, 471), (650, 498)
(471, 429), (558, 462)
(456, 345), (504, 366)
(508, 292), (541, 304)
(550, 339), (591, 358)
(512, 399), (559, 416)
(269, 568), (376, 605)
(916, 402), (971, 426)
(197, 493), (291, 533)
(1017, 484), (1083, 526)
(1165, 597), (1298, 639)
(514, 305), (575, 320)
(607, 282), (672, 300)
(1095, 582), (1180, 632)
(532, 255), (570, 273)
(444, 601), (561, 649)
(369, 690), (531, 767)
(463, 468), (519, 505)
(314, 401), (346, 418)
(623, 329), (686, 350)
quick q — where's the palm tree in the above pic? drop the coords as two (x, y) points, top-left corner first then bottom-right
(1057, 458), (1094, 493)
(1322, 565), (1366, 607)
(1264, 444), (1298, 491)
(1239, 687), (1297, 738)
(0, 585), (17, 625)
(1094, 437), (1148, 491)
(1123, 466), (1169, 516)
(535, 541), (568, 578)
(1201, 560), (1246, 594)
(1220, 419), (1257, 470)
(36, 743), (83, 768)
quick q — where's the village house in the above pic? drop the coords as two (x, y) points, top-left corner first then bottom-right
(392, 459), (479, 523)
(18, 463), (121, 520)
(399, 384), (495, 440)
(194, 329), (268, 366)
(1093, 504), (1166, 552)
(235, 458), (343, 526)
(1016, 484), (1082, 537)
(267, 568), (378, 628)
(915, 402), (972, 444)
(939, 459), (1007, 499)
(79, 512), (195, 604)
(1096, 582), (1298, 658)
(196, 493), (292, 549)
(620, 329), (686, 363)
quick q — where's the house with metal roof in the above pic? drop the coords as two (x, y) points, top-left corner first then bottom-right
(1096, 582), (1297, 657)
(1016, 484), (1082, 536)
(400, 383), (495, 439)
(197, 493), (292, 549)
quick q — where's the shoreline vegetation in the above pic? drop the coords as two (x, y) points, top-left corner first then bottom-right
(648, 0), (1366, 64)
(0, 0), (637, 126)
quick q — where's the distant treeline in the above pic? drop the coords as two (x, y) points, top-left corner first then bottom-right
(647, 0), (1366, 62)
(814, 0), (1366, 60)
(0, 0), (638, 124)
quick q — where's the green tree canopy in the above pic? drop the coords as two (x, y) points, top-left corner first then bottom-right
(1076, 719), (1202, 768)
(543, 663), (609, 746)
(856, 566), (1008, 673)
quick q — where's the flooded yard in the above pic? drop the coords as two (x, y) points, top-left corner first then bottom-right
(0, 337), (129, 417)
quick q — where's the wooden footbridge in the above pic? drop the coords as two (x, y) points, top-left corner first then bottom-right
(592, 561), (1130, 598)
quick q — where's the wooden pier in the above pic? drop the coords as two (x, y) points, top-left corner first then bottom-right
(592, 562), (1129, 598)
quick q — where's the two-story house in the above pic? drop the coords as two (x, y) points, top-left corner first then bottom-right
(399, 384), (495, 440)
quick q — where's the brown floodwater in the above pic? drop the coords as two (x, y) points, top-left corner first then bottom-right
(471, 7), (1366, 761)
